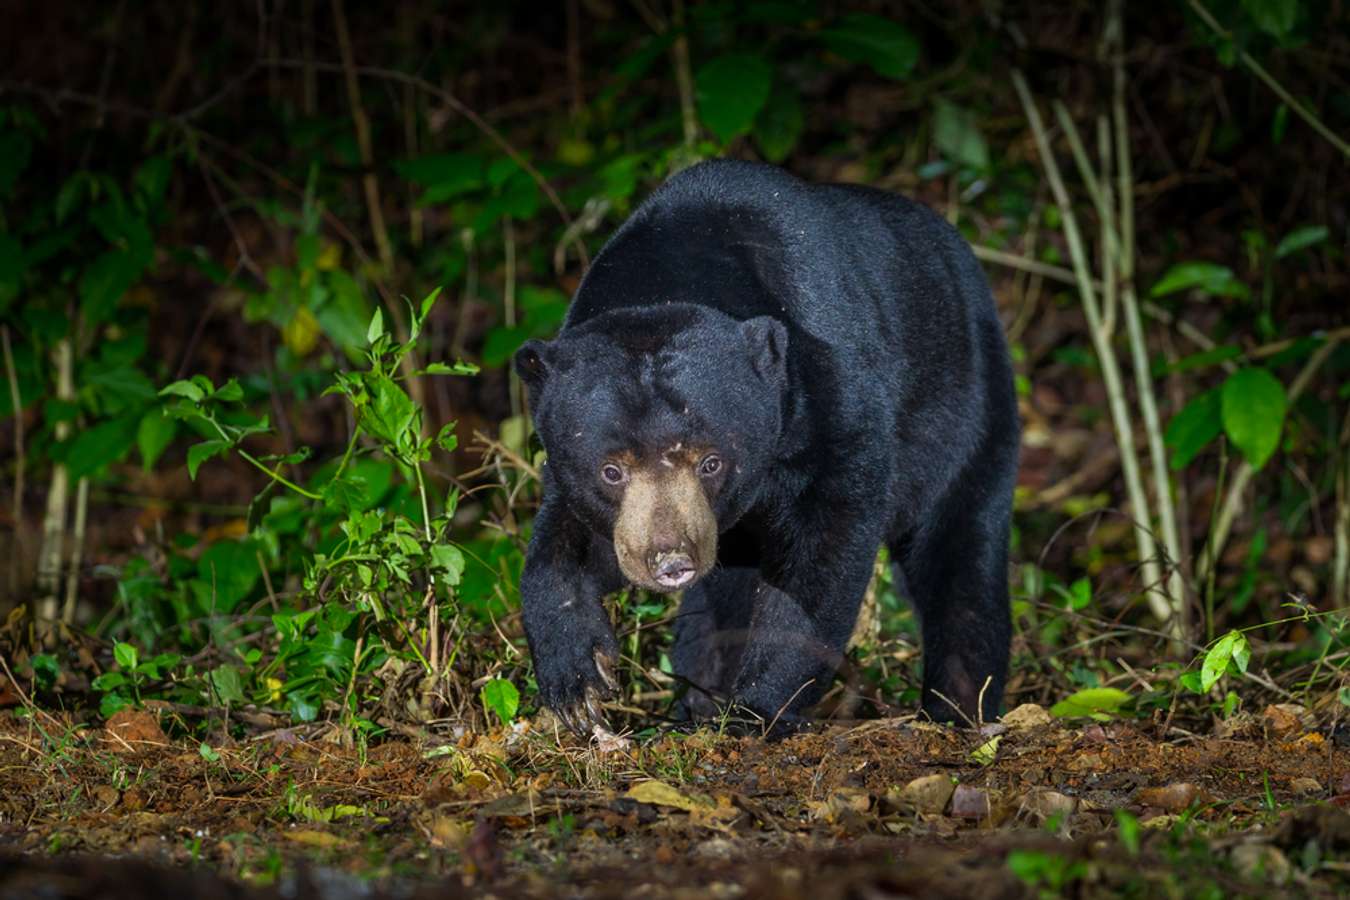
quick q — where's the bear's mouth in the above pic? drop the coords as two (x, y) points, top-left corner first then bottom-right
(651, 552), (698, 589)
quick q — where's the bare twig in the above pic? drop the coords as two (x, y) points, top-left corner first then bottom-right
(331, 0), (395, 273)
(1187, 0), (1350, 159)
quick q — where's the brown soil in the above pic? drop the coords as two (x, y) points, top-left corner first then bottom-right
(3, 706), (1349, 898)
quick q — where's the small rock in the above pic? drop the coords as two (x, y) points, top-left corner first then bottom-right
(1020, 788), (1077, 823)
(90, 784), (119, 809)
(1137, 782), (1200, 812)
(1262, 703), (1307, 738)
(950, 784), (991, 820)
(1230, 843), (1291, 885)
(694, 838), (737, 859)
(887, 773), (955, 816)
(1291, 777), (1322, 795)
(1002, 703), (1055, 730)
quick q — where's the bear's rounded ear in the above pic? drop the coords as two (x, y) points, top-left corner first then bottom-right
(740, 316), (788, 384)
(514, 339), (554, 391)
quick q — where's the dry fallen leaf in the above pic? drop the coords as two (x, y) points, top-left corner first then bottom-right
(282, 829), (351, 848)
(626, 779), (709, 812)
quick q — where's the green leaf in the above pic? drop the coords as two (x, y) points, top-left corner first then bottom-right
(63, 414), (141, 481)
(1067, 577), (1091, 611)
(199, 743), (221, 763)
(92, 671), (128, 691)
(79, 250), (143, 324)
(1178, 671), (1205, 693)
(1154, 344), (1242, 376)
(1148, 261), (1249, 300)
(1165, 388), (1223, 470)
(134, 155), (172, 211)
(186, 439), (230, 480)
(212, 379), (244, 403)
(360, 374), (416, 446)
(159, 379), (206, 403)
(367, 308), (385, 344)
(137, 409), (177, 471)
(1201, 630), (1251, 691)
(1115, 809), (1141, 857)
(0, 130), (32, 198)
(481, 678), (520, 725)
(820, 14), (920, 80)
(113, 641), (139, 671)
(429, 543), (466, 586)
(1274, 225), (1328, 259)
(1221, 367), (1286, 469)
(933, 100), (989, 171)
(394, 152), (486, 194)
(695, 54), (774, 142)
(194, 539), (262, 614)
(1241, 0), (1297, 39)
(753, 82), (805, 164)
(0, 233), (24, 310)
(1049, 687), (1131, 720)
(209, 664), (246, 705)
(481, 325), (531, 369)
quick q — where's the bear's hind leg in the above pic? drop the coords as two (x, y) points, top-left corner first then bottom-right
(894, 495), (1012, 726)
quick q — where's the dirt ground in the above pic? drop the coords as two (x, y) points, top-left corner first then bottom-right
(3, 703), (1350, 898)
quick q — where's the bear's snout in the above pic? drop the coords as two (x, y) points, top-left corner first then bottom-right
(612, 461), (717, 593)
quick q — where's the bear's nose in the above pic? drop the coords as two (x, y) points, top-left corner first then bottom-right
(650, 551), (696, 589)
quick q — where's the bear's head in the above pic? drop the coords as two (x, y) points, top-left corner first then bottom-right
(514, 304), (788, 593)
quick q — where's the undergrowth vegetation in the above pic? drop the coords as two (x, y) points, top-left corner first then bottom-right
(0, 0), (1347, 757)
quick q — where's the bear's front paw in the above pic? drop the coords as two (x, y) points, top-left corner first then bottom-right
(534, 634), (621, 737)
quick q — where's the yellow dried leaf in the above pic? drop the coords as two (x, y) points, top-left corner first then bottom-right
(625, 780), (708, 812)
(282, 829), (350, 848)
(283, 306), (321, 357)
(969, 734), (1001, 767)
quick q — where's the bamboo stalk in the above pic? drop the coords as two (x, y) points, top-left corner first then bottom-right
(332, 0), (394, 273)
(1, 326), (24, 597)
(35, 336), (74, 644)
(1111, 17), (1189, 634)
(61, 476), (89, 625)
(1011, 70), (1172, 626)
(672, 0), (698, 150)
(1334, 409), (1349, 608)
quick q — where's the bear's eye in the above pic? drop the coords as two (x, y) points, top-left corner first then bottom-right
(600, 463), (627, 485)
(698, 454), (723, 477)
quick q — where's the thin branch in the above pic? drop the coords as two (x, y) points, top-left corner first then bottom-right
(1187, 0), (1350, 159)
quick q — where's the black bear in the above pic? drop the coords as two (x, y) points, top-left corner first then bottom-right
(514, 159), (1019, 736)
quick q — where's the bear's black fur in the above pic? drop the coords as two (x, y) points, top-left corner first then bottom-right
(514, 159), (1019, 734)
